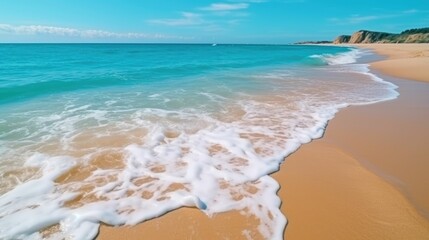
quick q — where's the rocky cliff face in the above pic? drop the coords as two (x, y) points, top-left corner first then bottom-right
(349, 30), (394, 43)
(333, 35), (351, 44)
(333, 28), (429, 44)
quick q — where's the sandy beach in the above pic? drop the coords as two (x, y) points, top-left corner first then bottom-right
(279, 44), (429, 240)
(98, 44), (429, 239)
(369, 44), (429, 83)
(275, 44), (429, 239)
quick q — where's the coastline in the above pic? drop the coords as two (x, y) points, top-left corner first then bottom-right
(279, 43), (429, 239)
(98, 44), (429, 239)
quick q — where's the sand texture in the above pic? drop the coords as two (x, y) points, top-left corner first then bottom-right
(362, 43), (429, 83)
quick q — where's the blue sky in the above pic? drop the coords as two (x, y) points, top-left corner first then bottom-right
(0, 0), (427, 43)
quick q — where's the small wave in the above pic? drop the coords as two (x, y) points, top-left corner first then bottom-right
(310, 48), (362, 65)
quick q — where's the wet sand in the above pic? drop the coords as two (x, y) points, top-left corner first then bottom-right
(98, 44), (429, 239)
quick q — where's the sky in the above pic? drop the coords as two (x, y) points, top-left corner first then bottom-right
(0, 0), (427, 43)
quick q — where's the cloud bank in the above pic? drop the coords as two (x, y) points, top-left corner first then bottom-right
(148, 1), (262, 31)
(200, 3), (249, 11)
(148, 12), (204, 26)
(0, 23), (186, 40)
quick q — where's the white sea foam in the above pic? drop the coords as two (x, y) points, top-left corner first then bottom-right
(0, 48), (399, 239)
(310, 48), (364, 65)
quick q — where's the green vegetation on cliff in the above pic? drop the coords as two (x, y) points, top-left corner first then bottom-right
(401, 28), (429, 35)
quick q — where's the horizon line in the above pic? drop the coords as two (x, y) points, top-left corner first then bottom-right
(0, 42), (302, 45)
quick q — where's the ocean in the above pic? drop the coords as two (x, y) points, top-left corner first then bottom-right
(0, 44), (398, 239)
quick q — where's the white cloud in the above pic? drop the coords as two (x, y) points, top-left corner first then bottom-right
(0, 24), (79, 36)
(201, 3), (249, 11)
(148, 2), (256, 31)
(329, 14), (397, 25)
(403, 9), (418, 14)
(329, 9), (427, 25)
(0, 23), (184, 39)
(347, 15), (380, 24)
(281, 0), (305, 3)
(148, 12), (204, 26)
(401, 9), (429, 14)
(229, 0), (268, 3)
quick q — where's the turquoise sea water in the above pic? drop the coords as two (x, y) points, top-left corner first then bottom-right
(0, 44), (397, 239)
(0, 44), (348, 104)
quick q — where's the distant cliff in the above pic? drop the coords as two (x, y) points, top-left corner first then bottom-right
(333, 35), (351, 44)
(294, 40), (332, 44)
(333, 28), (429, 44)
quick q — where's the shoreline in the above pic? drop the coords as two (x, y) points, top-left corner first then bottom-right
(98, 44), (429, 239)
(364, 44), (429, 83)
(279, 43), (429, 239)
(346, 43), (429, 218)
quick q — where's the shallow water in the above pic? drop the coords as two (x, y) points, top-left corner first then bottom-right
(0, 44), (397, 239)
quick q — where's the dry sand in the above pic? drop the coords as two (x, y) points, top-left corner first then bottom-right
(367, 44), (429, 83)
(98, 44), (429, 239)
